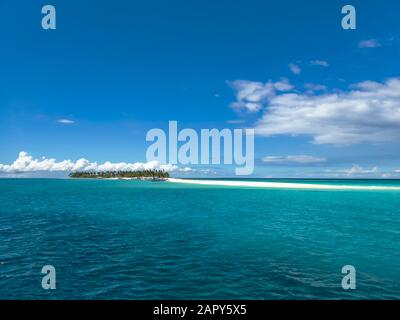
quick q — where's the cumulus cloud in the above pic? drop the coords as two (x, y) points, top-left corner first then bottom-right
(228, 79), (293, 112)
(358, 39), (381, 48)
(342, 164), (379, 176)
(321, 165), (383, 178)
(322, 166), (400, 178)
(0, 151), (191, 174)
(254, 77), (400, 145)
(289, 63), (301, 75)
(262, 155), (327, 165)
(310, 60), (329, 67)
(57, 119), (75, 124)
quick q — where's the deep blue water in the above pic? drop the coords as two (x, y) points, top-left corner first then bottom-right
(0, 178), (400, 299)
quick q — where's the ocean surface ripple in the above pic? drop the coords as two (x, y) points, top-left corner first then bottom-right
(1, 179), (400, 299)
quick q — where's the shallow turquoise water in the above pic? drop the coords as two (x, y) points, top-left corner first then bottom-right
(0, 179), (400, 299)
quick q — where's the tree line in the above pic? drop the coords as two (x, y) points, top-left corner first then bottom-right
(69, 170), (170, 179)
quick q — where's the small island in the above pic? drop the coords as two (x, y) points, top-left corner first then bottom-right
(69, 170), (170, 180)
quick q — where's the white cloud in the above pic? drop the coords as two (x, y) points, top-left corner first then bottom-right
(228, 79), (293, 112)
(321, 165), (384, 178)
(289, 63), (301, 75)
(262, 155), (327, 165)
(0, 151), (191, 174)
(254, 77), (400, 145)
(381, 173), (400, 178)
(358, 39), (381, 48)
(310, 60), (329, 67)
(226, 119), (246, 124)
(57, 119), (75, 124)
(304, 83), (327, 92)
(336, 165), (379, 176)
(319, 167), (400, 179)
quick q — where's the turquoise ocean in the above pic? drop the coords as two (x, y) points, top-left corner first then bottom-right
(0, 178), (399, 299)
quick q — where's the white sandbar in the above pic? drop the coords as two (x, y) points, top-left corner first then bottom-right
(167, 178), (400, 191)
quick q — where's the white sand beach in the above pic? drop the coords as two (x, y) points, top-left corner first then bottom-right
(167, 178), (400, 191)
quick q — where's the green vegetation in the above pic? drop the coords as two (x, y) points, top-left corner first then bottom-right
(69, 170), (170, 179)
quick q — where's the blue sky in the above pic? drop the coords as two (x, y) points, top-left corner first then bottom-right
(1, 0), (400, 177)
